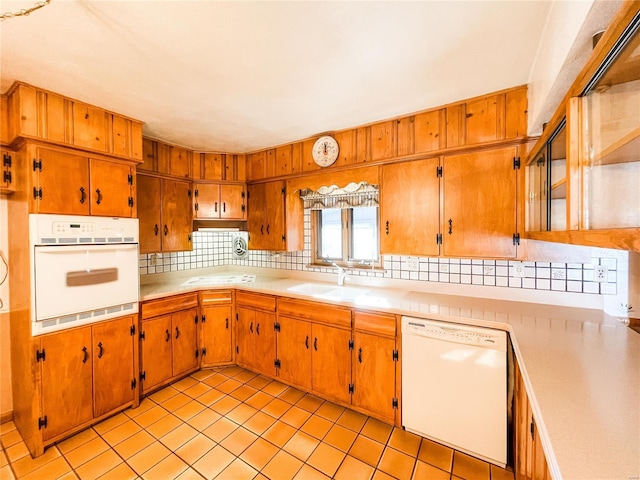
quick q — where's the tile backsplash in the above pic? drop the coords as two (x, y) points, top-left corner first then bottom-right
(140, 214), (619, 297)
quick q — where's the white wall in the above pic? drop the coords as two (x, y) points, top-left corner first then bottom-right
(527, 0), (622, 135)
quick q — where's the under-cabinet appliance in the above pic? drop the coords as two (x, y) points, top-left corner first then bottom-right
(402, 316), (507, 466)
(30, 214), (139, 335)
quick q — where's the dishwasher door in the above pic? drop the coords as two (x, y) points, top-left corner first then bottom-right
(401, 317), (507, 466)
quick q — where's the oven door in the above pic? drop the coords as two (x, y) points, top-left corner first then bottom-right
(33, 243), (139, 332)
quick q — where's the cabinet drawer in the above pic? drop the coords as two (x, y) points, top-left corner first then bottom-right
(236, 291), (276, 311)
(278, 298), (351, 329)
(200, 290), (233, 305)
(141, 292), (199, 319)
(354, 311), (396, 337)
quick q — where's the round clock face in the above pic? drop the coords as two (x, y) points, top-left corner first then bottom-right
(312, 136), (339, 167)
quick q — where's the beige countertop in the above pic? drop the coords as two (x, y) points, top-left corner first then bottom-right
(140, 270), (640, 480)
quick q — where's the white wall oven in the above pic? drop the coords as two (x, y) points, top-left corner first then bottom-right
(30, 214), (139, 335)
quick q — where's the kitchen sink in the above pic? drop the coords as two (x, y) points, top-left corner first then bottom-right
(286, 283), (335, 296)
(314, 286), (370, 301)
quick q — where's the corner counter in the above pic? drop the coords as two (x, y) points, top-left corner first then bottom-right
(140, 272), (640, 480)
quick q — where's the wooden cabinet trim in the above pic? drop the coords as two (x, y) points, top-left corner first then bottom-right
(200, 290), (233, 304)
(141, 293), (199, 319)
(277, 298), (351, 328)
(236, 291), (277, 311)
(353, 311), (396, 337)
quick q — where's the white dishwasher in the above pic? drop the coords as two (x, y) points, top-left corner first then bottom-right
(401, 316), (507, 466)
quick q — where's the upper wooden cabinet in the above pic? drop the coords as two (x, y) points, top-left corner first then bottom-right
(137, 173), (193, 253)
(245, 86), (527, 182)
(1, 95), (10, 146)
(140, 138), (191, 178)
(6, 83), (142, 161)
(524, 2), (640, 252)
(443, 146), (522, 259)
(22, 143), (136, 217)
(247, 180), (303, 251)
(381, 157), (440, 256)
(193, 183), (246, 220)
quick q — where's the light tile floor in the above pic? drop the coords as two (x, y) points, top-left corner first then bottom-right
(0, 366), (515, 480)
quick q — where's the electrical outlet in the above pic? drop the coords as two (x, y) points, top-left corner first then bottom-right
(150, 254), (158, 266)
(594, 265), (608, 283)
(511, 261), (525, 278)
(406, 257), (419, 272)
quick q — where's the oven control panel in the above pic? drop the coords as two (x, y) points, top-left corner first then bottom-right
(29, 214), (139, 245)
(53, 221), (96, 235)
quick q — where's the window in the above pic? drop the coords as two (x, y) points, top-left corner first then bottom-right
(313, 206), (380, 267)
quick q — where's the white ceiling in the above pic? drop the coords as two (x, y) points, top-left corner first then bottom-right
(0, 0), (556, 153)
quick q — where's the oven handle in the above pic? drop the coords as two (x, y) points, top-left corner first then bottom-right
(67, 268), (118, 286)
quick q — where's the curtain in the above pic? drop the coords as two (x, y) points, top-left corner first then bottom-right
(299, 182), (379, 210)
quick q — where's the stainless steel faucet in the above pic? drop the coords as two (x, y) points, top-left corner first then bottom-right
(332, 263), (349, 286)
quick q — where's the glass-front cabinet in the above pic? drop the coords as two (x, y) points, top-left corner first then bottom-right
(581, 20), (640, 230)
(527, 120), (567, 232)
(525, 4), (640, 252)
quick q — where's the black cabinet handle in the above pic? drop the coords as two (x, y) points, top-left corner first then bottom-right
(266, 224), (270, 235)
(97, 342), (103, 359)
(175, 327), (180, 339)
(96, 189), (103, 205)
(314, 337), (318, 351)
(256, 323), (260, 335)
(305, 336), (309, 349)
(165, 329), (170, 342)
(164, 224), (168, 236)
(260, 225), (264, 235)
(82, 346), (88, 364)
(250, 322), (253, 333)
(215, 202), (218, 212)
(358, 348), (363, 363)
(385, 221), (389, 235)
(154, 224), (159, 236)
(80, 187), (86, 204)
(223, 202), (226, 213)
(448, 219), (453, 235)
(226, 318), (229, 329)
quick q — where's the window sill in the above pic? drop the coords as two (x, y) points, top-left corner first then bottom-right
(307, 263), (386, 273)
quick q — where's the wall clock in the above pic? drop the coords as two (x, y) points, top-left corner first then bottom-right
(312, 135), (339, 167)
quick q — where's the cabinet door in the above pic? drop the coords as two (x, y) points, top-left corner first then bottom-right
(201, 305), (232, 366)
(220, 184), (246, 220)
(172, 309), (199, 377)
(194, 183), (220, 219)
(137, 175), (162, 253)
(40, 327), (93, 441)
(381, 158), (440, 256)
(311, 324), (351, 404)
(73, 103), (107, 152)
(203, 153), (224, 180)
(443, 147), (518, 258)
(235, 307), (255, 368)
(140, 316), (173, 393)
(161, 179), (193, 252)
(89, 159), (133, 217)
(353, 332), (396, 423)
(263, 181), (285, 250)
(247, 183), (267, 250)
(277, 316), (312, 390)
(35, 148), (90, 215)
(92, 316), (135, 418)
(254, 311), (277, 377)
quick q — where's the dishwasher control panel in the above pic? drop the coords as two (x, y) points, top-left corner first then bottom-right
(402, 317), (506, 351)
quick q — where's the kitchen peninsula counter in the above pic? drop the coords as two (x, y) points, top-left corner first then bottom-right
(140, 269), (640, 480)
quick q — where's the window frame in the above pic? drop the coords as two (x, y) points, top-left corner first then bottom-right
(311, 207), (381, 268)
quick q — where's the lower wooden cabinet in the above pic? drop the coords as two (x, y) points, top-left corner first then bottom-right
(514, 358), (552, 480)
(200, 290), (234, 366)
(235, 292), (277, 377)
(140, 293), (199, 393)
(352, 311), (398, 424)
(276, 298), (353, 406)
(37, 315), (137, 443)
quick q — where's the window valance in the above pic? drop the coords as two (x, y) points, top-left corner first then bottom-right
(299, 182), (379, 210)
